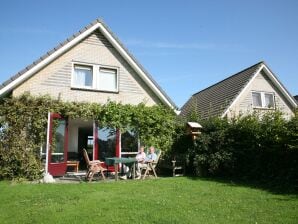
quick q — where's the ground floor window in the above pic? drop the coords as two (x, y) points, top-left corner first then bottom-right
(121, 129), (139, 153)
(45, 116), (136, 175)
(51, 119), (66, 163)
(97, 127), (117, 160)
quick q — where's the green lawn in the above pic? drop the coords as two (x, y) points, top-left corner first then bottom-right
(0, 177), (297, 224)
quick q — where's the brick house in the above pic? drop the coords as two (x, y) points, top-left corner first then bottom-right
(0, 19), (177, 176)
(180, 62), (297, 120)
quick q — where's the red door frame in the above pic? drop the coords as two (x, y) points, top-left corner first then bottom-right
(93, 121), (99, 160)
(48, 113), (68, 176)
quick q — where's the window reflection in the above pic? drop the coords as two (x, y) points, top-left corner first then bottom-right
(98, 127), (116, 160)
(51, 120), (65, 163)
(121, 129), (138, 152)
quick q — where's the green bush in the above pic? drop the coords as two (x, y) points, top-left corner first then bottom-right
(0, 145), (42, 181)
(0, 93), (176, 180)
(174, 111), (298, 185)
(191, 117), (233, 176)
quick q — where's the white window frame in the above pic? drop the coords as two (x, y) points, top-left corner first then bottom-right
(71, 62), (119, 93)
(72, 64), (94, 90)
(251, 91), (275, 109)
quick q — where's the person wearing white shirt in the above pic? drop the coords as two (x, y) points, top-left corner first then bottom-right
(136, 146), (157, 178)
(136, 146), (146, 162)
(120, 146), (146, 180)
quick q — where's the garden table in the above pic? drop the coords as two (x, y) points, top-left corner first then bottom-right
(105, 157), (137, 181)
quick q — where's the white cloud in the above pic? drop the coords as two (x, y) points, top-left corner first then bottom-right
(125, 39), (216, 50)
(125, 39), (250, 53)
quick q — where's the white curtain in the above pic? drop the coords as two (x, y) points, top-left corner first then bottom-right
(97, 68), (117, 91)
(74, 66), (92, 87)
(265, 94), (274, 108)
(252, 92), (262, 107)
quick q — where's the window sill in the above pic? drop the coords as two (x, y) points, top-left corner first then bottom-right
(252, 107), (275, 111)
(71, 87), (119, 94)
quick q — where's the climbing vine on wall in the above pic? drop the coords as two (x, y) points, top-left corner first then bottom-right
(0, 93), (176, 180)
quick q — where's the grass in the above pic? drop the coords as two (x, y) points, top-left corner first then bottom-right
(0, 177), (297, 224)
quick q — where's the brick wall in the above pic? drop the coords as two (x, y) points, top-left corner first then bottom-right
(228, 71), (294, 119)
(13, 30), (162, 106)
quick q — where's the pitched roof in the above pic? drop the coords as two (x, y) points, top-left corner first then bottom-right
(0, 18), (177, 110)
(294, 95), (298, 103)
(180, 62), (263, 119)
(180, 61), (298, 119)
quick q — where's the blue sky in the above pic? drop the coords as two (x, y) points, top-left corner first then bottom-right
(0, 0), (297, 107)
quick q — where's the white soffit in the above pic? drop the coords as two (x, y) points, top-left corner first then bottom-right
(0, 21), (177, 111)
(221, 63), (297, 118)
(0, 23), (100, 96)
(262, 65), (297, 107)
(221, 65), (264, 118)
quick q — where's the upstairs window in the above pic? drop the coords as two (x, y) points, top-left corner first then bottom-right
(72, 63), (118, 92)
(264, 93), (274, 108)
(73, 65), (93, 88)
(252, 91), (275, 109)
(97, 68), (118, 92)
(252, 92), (262, 107)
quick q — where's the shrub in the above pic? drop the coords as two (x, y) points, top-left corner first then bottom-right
(192, 117), (233, 176)
(0, 145), (42, 181)
(174, 111), (298, 185)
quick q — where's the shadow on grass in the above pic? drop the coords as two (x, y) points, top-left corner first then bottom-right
(186, 175), (298, 196)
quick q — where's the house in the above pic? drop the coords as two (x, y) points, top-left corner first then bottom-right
(0, 19), (177, 176)
(180, 61), (297, 120)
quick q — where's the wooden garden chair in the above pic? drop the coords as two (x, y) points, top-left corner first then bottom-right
(141, 149), (161, 179)
(83, 148), (106, 182)
(171, 154), (186, 177)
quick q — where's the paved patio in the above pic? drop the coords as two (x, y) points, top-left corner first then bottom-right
(54, 171), (159, 183)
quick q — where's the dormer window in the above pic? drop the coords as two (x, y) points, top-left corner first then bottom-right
(252, 91), (275, 109)
(72, 63), (118, 92)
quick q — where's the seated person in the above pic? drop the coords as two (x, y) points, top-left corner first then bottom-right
(136, 146), (157, 178)
(136, 146), (146, 162)
(120, 146), (146, 180)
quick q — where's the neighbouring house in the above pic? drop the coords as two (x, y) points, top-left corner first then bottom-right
(0, 19), (177, 176)
(180, 61), (297, 120)
(294, 95), (298, 103)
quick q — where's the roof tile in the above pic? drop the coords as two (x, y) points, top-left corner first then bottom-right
(180, 62), (263, 119)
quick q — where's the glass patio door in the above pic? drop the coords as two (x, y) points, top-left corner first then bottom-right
(97, 127), (117, 160)
(47, 113), (68, 176)
(93, 122), (120, 169)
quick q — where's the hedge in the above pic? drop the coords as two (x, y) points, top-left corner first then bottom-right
(173, 111), (298, 185)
